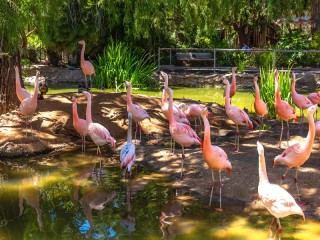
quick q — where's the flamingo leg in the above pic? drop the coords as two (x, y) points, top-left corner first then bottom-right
(139, 123), (142, 143)
(286, 121), (290, 147)
(294, 168), (305, 206)
(269, 217), (277, 239)
(30, 120), (33, 142)
(216, 171), (223, 212)
(179, 146), (185, 180)
(280, 167), (289, 185)
(84, 75), (88, 90)
(83, 136), (86, 153)
(209, 170), (215, 207)
(278, 121), (284, 148)
(234, 125), (240, 152)
(276, 218), (282, 238)
(134, 122), (138, 145)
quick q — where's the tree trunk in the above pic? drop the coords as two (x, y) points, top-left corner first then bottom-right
(311, 0), (320, 32)
(0, 54), (21, 114)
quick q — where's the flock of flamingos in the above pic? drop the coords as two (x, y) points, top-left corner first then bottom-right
(13, 40), (320, 238)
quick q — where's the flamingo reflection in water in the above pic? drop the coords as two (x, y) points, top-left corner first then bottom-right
(19, 174), (43, 231)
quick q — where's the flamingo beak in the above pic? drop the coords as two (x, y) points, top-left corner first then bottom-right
(273, 161), (277, 167)
(226, 168), (231, 174)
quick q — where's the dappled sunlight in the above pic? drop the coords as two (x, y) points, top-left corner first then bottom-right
(49, 95), (73, 104)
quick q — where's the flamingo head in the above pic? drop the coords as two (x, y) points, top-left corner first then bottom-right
(71, 96), (77, 103)
(159, 71), (167, 81)
(108, 137), (116, 147)
(226, 167), (232, 174)
(125, 81), (131, 87)
(307, 104), (318, 115)
(253, 77), (258, 83)
(222, 78), (229, 85)
(257, 141), (264, 155)
(78, 40), (85, 45)
(274, 69), (279, 78)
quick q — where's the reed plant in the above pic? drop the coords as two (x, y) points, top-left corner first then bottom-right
(94, 41), (157, 89)
(257, 67), (293, 119)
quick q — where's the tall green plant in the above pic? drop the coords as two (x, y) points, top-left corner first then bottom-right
(257, 67), (293, 119)
(94, 41), (157, 89)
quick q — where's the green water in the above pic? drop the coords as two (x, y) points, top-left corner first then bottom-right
(0, 148), (319, 239)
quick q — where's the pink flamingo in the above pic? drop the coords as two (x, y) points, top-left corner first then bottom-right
(83, 91), (116, 157)
(120, 112), (136, 173)
(165, 86), (202, 180)
(291, 72), (313, 125)
(160, 71), (189, 153)
(201, 107), (232, 211)
(274, 104), (317, 205)
(182, 103), (203, 131)
(15, 66), (31, 102)
(125, 81), (150, 143)
(253, 76), (268, 136)
(223, 78), (253, 152)
(274, 69), (298, 148)
(307, 92), (320, 120)
(223, 67), (237, 100)
(78, 40), (96, 90)
(71, 96), (88, 152)
(17, 70), (40, 141)
(257, 141), (304, 239)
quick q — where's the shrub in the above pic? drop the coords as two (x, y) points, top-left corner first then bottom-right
(94, 41), (158, 89)
(257, 67), (293, 119)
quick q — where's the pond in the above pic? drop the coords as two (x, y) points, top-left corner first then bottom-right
(0, 147), (319, 239)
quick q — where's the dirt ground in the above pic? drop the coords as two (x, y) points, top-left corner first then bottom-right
(0, 92), (319, 220)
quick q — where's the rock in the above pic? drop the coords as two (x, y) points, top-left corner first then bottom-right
(296, 72), (317, 90)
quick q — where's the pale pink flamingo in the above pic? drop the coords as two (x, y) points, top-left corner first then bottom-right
(291, 72), (313, 125)
(165, 86), (202, 179)
(274, 104), (317, 205)
(125, 81), (150, 143)
(307, 92), (320, 120)
(17, 70), (40, 141)
(182, 103), (203, 131)
(253, 77), (268, 136)
(223, 78), (253, 152)
(223, 67), (237, 100)
(78, 40), (96, 90)
(201, 107), (232, 211)
(160, 71), (189, 153)
(71, 96), (88, 152)
(15, 66), (31, 102)
(83, 91), (116, 157)
(274, 69), (298, 148)
(120, 112), (136, 173)
(256, 141), (304, 239)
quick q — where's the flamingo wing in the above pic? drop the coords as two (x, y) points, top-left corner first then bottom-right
(280, 143), (303, 157)
(120, 143), (136, 171)
(171, 123), (202, 146)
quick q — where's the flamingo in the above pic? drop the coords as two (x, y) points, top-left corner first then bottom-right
(315, 121), (320, 139)
(223, 78), (253, 152)
(71, 96), (88, 152)
(274, 69), (298, 148)
(291, 72), (313, 125)
(120, 112), (136, 173)
(182, 103), (203, 132)
(165, 86), (202, 180)
(17, 70), (40, 141)
(160, 71), (189, 153)
(274, 104), (317, 205)
(78, 40), (96, 90)
(253, 76), (268, 136)
(256, 141), (304, 239)
(82, 91), (116, 157)
(201, 107), (232, 211)
(223, 67), (237, 100)
(307, 92), (320, 120)
(15, 66), (31, 102)
(125, 81), (150, 144)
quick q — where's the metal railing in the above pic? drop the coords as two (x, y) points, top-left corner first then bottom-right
(158, 48), (320, 73)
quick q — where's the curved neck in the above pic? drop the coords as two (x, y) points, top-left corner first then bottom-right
(224, 82), (231, 109)
(306, 111), (315, 145)
(15, 69), (22, 89)
(258, 152), (269, 184)
(161, 89), (167, 105)
(72, 102), (79, 120)
(127, 114), (132, 143)
(291, 79), (297, 94)
(275, 76), (281, 102)
(202, 114), (211, 147)
(80, 43), (85, 64)
(167, 90), (175, 123)
(126, 85), (133, 106)
(86, 95), (93, 123)
(231, 71), (236, 87)
(254, 81), (260, 101)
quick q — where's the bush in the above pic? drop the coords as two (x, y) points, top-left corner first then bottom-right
(94, 41), (158, 89)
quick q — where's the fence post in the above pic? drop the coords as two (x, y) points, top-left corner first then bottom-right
(214, 48), (216, 73)
(169, 48), (172, 66)
(273, 49), (276, 69)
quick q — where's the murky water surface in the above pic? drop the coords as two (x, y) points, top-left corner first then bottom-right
(0, 148), (319, 239)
